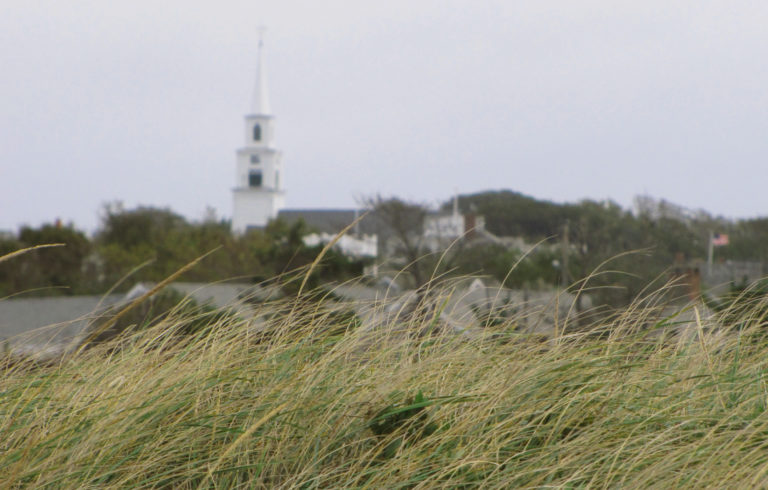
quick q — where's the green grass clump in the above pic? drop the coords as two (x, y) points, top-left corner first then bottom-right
(3, 287), (768, 488)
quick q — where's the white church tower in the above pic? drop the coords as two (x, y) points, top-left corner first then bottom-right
(232, 33), (285, 233)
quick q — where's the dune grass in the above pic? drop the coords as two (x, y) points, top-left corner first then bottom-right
(3, 281), (768, 488)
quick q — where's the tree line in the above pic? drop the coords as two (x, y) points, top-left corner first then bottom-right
(2, 191), (766, 311)
(0, 204), (365, 298)
(447, 190), (766, 309)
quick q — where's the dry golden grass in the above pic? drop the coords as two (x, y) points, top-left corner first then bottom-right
(2, 277), (768, 489)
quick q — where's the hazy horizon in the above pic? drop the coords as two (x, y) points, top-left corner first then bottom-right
(3, 1), (768, 232)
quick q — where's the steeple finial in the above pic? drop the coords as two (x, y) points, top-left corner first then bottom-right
(251, 26), (272, 115)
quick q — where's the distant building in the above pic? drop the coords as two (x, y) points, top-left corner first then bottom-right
(0, 294), (125, 360)
(277, 209), (379, 236)
(633, 195), (710, 223)
(303, 233), (378, 258)
(229, 37), (484, 259)
(422, 197), (486, 252)
(277, 205), (487, 259)
(232, 34), (285, 233)
(278, 209), (380, 258)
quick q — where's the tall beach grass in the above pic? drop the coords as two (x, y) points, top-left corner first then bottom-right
(3, 272), (768, 488)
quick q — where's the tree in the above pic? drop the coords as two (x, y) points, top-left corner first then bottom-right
(364, 195), (430, 287)
(94, 205), (366, 292)
(449, 190), (713, 312)
(98, 203), (188, 250)
(450, 190), (567, 239)
(95, 204), (193, 284)
(452, 243), (559, 289)
(0, 222), (92, 296)
(261, 218), (365, 294)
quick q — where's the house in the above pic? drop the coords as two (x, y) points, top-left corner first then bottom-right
(422, 206), (486, 252)
(277, 206), (489, 260)
(277, 209), (380, 258)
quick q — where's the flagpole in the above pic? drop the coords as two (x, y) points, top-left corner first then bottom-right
(707, 230), (714, 277)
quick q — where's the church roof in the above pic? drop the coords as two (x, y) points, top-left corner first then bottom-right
(0, 294), (124, 358)
(277, 209), (380, 235)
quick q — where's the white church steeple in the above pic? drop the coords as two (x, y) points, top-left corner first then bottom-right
(251, 33), (271, 115)
(232, 30), (285, 233)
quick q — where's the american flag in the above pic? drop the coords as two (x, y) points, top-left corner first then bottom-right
(712, 233), (729, 246)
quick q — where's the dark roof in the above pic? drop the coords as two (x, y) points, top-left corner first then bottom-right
(0, 294), (124, 348)
(277, 209), (380, 235)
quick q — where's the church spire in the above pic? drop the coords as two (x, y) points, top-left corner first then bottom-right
(251, 28), (272, 115)
(233, 28), (284, 233)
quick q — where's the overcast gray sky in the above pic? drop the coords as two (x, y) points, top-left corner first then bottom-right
(2, 1), (768, 233)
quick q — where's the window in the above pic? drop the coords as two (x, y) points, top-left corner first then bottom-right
(249, 170), (262, 187)
(250, 154), (260, 164)
(275, 171), (279, 188)
(253, 124), (262, 141)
